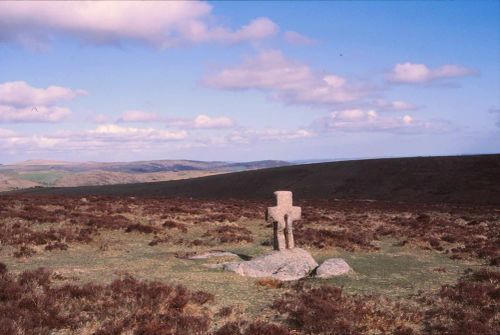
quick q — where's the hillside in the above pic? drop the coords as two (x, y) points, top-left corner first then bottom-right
(11, 154), (500, 205)
(0, 159), (290, 190)
(0, 174), (40, 192)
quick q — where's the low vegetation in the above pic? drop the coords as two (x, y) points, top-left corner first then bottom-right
(0, 195), (498, 334)
(1, 264), (497, 334)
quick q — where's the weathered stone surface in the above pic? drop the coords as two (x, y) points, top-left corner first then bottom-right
(188, 251), (239, 260)
(316, 258), (352, 278)
(266, 190), (301, 251)
(223, 248), (318, 281)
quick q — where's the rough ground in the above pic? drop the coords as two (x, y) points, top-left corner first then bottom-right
(0, 195), (498, 334)
(12, 154), (500, 205)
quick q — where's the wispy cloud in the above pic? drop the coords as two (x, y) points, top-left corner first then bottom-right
(226, 128), (314, 144)
(89, 114), (109, 124)
(283, 31), (316, 45)
(0, 128), (64, 151)
(374, 99), (419, 111)
(204, 50), (370, 107)
(313, 109), (449, 134)
(0, 81), (86, 106)
(118, 110), (162, 123)
(387, 63), (476, 84)
(0, 125), (187, 152)
(116, 111), (235, 130)
(0, 123), (312, 156)
(167, 114), (235, 129)
(0, 105), (71, 123)
(0, 1), (278, 49)
(88, 124), (187, 141)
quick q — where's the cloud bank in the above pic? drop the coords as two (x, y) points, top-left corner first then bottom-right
(313, 109), (448, 133)
(0, 1), (278, 48)
(0, 81), (86, 106)
(117, 111), (235, 130)
(0, 81), (85, 123)
(227, 128), (313, 144)
(118, 110), (162, 123)
(204, 50), (369, 107)
(166, 114), (235, 129)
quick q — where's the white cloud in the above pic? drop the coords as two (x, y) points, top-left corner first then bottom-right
(166, 114), (235, 129)
(89, 124), (187, 141)
(204, 50), (368, 106)
(0, 124), (189, 156)
(118, 110), (162, 123)
(391, 101), (417, 111)
(387, 63), (476, 84)
(375, 99), (418, 111)
(0, 81), (86, 106)
(0, 128), (17, 138)
(227, 128), (314, 144)
(314, 109), (448, 133)
(0, 81), (85, 123)
(189, 17), (278, 44)
(193, 114), (234, 128)
(0, 128), (64, 151)
(0, 105), (71, 122)
(0, 123), (314, 156)
(0, 2), (278, 48)
(116, 111), (234, 129)
(283, 31), (316, 45)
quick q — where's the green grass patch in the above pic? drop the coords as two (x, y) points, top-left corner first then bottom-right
(18, 171), (67, 185)
(0, 220), (486, 317)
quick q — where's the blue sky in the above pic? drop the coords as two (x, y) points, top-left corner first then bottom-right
(0, 1), (498, 163)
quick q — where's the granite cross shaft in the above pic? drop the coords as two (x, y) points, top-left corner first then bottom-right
(266, 191), (301, 251)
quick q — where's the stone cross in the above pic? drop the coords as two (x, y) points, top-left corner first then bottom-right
(266, 191), (301, 251)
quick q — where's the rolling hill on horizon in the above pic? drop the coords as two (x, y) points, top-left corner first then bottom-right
(9, 154), (500, 205)
(0, 159), (291, 191)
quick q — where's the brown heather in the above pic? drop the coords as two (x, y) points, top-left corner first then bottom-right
(0, 195), (498, 334)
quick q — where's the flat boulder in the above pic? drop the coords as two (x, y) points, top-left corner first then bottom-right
(316, 258), (352, 278)
(188, 251), (239, 260)
(223, 248), (318, 281)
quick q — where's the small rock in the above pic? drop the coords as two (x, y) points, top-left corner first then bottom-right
(316, 258), (352, 278)
(223, 248), (318, 281)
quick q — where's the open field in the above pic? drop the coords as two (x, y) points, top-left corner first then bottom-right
(1, 195), (498, 334)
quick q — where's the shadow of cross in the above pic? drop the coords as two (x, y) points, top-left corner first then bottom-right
(266, 191), (301, 251)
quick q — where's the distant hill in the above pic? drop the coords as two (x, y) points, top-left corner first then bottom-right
(0, 174), (41, 192)
(11, 154), (500, 205)
(5, 159), (290, 173)
(0, 159), (290, 191)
